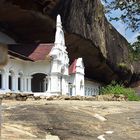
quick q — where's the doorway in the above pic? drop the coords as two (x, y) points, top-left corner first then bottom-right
(31, 73), (47, 92)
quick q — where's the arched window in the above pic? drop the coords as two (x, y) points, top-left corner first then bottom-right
(9, 70), (15, 91)
(91, 89), (94, 96)
(80, 80), (83, 90)
(18, 72), (23, 91)
(61, 66), (65, 74)
(60, 30), (65, 45)
(88, 88), (90, 96)
(69, 83), (73, 96)
(0, 69), (5, 90)
(85, 87), (87, 96)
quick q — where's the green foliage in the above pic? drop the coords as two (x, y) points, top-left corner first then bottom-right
(100, 81), (140, 101)
(129, 36), (140, 61)
(103, 0), (140, 31)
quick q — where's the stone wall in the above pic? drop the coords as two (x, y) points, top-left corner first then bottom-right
(0, 93), (128, 101)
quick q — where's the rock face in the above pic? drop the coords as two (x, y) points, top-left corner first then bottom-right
(0, 0), (139, 84)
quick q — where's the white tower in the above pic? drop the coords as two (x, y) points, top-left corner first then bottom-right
(49, 15), (69, 95)
(75, 58), (85, 96)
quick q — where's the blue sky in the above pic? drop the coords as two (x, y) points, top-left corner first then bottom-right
(101, 0), (140, 44)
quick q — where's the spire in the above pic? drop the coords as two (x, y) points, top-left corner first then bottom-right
(54, 14), (65, 46)
(56, 14), (62, 29)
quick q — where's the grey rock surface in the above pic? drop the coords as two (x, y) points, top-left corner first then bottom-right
(1, 100), (140, 139)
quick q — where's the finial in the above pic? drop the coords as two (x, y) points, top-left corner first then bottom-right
(56, 14), (62, 28)
(55, 14), (65, 45)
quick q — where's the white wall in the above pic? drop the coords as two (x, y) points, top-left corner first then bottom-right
(4, 57), (51, 76)
(75, 73), (85, 96)
(0, 56), (102, 96)
(85, 79), (101, 96)
(68, 74), (76, 96)
(0, 56), (51, 93)
(25, 61), (51, 75)
(68, 73), (85, 96)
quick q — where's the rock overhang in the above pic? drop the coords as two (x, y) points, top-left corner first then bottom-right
(0, 0), (139, 84)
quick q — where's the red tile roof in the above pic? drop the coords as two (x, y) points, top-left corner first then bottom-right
(69, 59), (77, 74)
(28, 44), (53, 61)
(8, 44), (54, 61)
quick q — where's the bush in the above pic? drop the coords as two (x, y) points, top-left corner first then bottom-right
(100, 81), (140, 101)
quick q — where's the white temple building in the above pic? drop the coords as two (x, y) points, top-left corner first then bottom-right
(0, 15), (101, 96)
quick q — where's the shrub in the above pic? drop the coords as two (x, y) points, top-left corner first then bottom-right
(100, 81), (140, 101)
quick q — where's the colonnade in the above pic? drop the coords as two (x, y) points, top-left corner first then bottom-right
(0, 70), (32, 92)
(0, 69), (50, 93)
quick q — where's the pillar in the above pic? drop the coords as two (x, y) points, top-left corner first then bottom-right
(61, 75), (69, 95)
(4, 72), (9, 91)
(23, 76), (27, 92)
(14, 74), (19, 92)
(50, 74), (60, 93)
(46, 76), (50, 92)
(43, 78), (47, 92)
(1, 73), (5, 90)
(11, 75), (16, 91)
(27, 76), (32, 92)
(20, 77), (24, 92)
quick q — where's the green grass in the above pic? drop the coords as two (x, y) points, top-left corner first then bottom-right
(100, 81), (140, 101)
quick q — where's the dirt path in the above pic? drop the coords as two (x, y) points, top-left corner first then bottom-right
(1, 100), (140, 140)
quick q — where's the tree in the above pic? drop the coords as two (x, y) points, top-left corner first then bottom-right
(129, 36), (140, 60)
(103, 0), (140, 31)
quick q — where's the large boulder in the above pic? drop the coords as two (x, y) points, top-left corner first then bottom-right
(0, 0), (139, 84)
